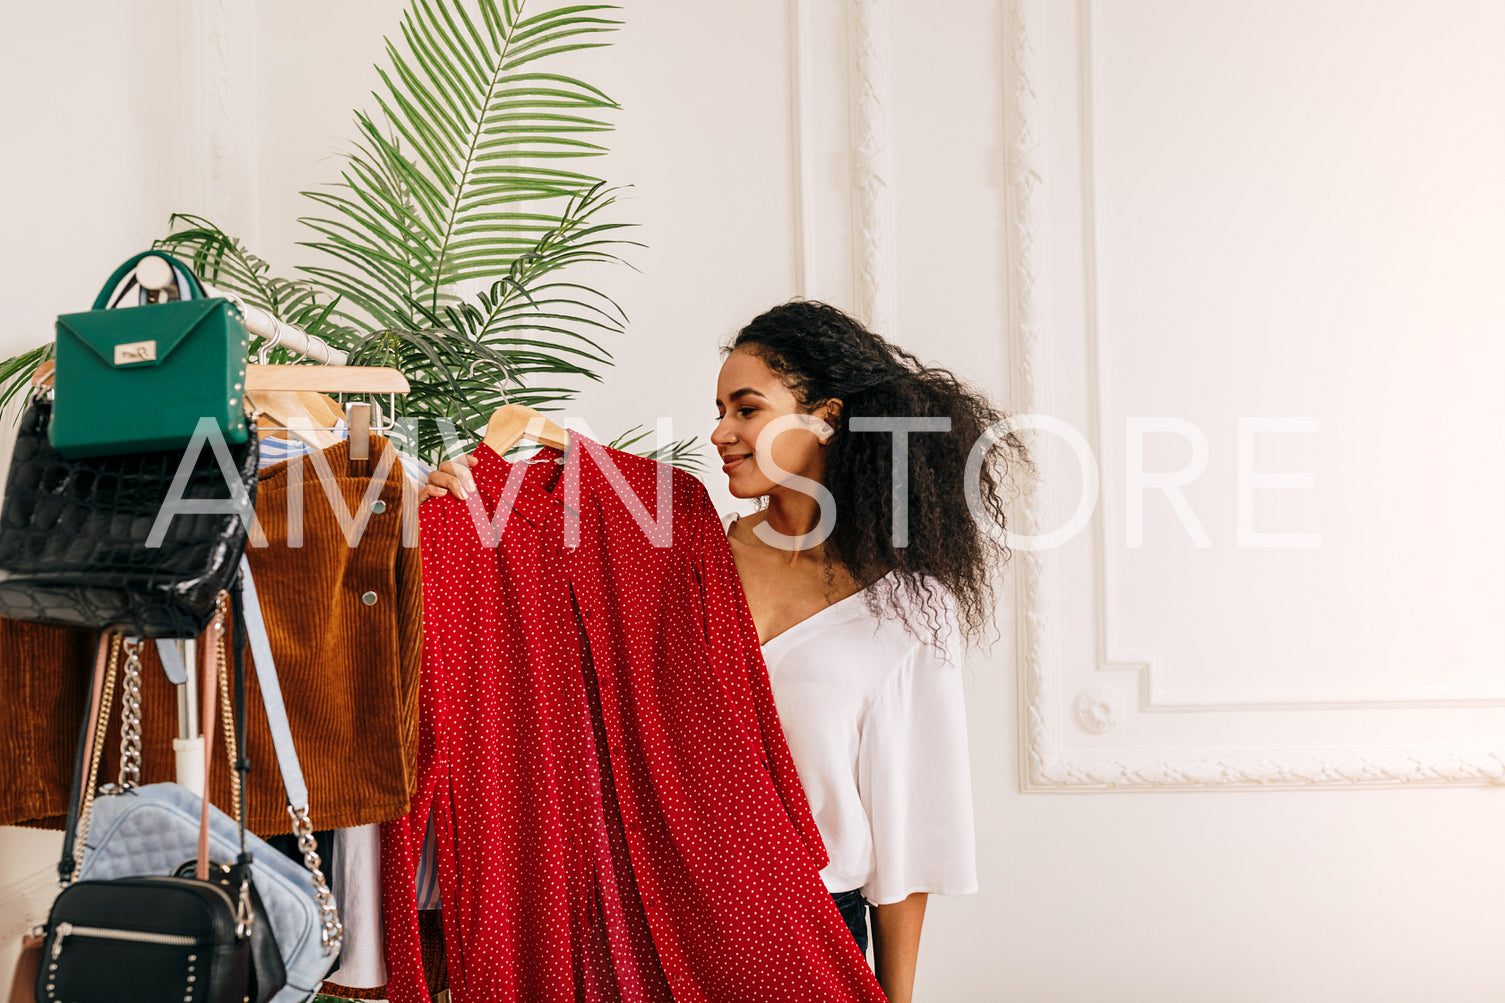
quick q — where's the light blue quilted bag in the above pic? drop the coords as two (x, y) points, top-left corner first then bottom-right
(76, 559), (341, 1003)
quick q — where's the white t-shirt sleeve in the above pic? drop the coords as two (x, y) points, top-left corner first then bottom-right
(856, 626), (978, 906)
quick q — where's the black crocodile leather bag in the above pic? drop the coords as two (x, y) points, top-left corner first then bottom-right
(0, 396), (257, 637)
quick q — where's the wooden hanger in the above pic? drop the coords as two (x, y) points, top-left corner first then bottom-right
(482, 404), (570, 454)
(246, 364), (410, 458)
(246, 364), (408, 394)
(246, 391), (344, 451)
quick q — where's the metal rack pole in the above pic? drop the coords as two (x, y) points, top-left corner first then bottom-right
(203, 283), (350, 366)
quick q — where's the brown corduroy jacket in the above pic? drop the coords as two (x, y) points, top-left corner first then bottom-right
(0, 435), (423, 836)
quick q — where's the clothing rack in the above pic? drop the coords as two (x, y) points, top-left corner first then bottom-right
(202, 283), (349, 367)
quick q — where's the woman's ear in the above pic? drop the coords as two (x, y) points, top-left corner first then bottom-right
(814, 399), (843, 442)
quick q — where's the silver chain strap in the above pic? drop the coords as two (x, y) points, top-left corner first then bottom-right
(116, 638), (145, 789)
(289, 805), (343, 955)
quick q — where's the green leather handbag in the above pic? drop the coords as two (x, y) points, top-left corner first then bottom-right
(51, 250), (249, 458)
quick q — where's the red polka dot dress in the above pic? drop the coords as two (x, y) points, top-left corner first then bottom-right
(380, 433), (887, 1002)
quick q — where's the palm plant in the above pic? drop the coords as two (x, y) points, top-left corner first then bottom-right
(0, 0), (702, 471)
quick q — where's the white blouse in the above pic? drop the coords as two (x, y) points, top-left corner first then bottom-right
(725, 513), (978, 906)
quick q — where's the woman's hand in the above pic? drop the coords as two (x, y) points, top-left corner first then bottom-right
(419, 454), (479, 502)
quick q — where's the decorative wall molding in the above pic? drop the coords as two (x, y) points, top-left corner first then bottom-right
(789, 0), (817, 298)
(176, 0), (227, 219)
(1004, 0), (1068, 792)
(1072, 0), (1505, 715)
(1132, 676), (1505, 713)
(1029, 749), (1505, 791)
(177, 0), (260, 244)
(848, 0), (897, 336)
(1072, 686), (1124, 735)
(1007, 0), (1505, 789)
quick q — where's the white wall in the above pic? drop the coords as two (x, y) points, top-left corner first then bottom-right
(3, 2), (1503, 1000)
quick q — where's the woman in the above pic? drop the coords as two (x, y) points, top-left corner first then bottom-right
(426, 300), (1023, 1002)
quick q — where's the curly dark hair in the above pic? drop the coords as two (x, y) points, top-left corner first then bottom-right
(727, 299), (1029, 648)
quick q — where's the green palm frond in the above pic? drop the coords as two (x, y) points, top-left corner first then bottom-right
(299, 0), (628, 328)
(344, 326), (519, 459)
(0, 343), (52, 415)
(608, 425), (708, 475)
(406, 181), (639, 358)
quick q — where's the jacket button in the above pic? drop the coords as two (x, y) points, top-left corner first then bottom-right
(361, 591), (378, 606)
(371, 500), (387, 514)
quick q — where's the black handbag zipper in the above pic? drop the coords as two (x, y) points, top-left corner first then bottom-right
(50, 921), (200, 959)
(51, 875), (243, 961)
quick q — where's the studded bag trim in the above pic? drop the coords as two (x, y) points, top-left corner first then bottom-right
(36, 878), (250, 1003)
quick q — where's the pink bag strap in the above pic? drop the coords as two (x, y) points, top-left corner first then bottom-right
(79, 637), (110, 803)
(195, 606), (223, 882)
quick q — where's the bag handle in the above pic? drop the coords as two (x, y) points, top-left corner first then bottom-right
(236, 558), (309, 809)
(230, 585), (251, 869)
(237, 557), (343, 954)
(193, 591), (254, 947)
(90, 250), (206, 310)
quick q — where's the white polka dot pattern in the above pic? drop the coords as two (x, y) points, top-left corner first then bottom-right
(378, 433), (888, 1002)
